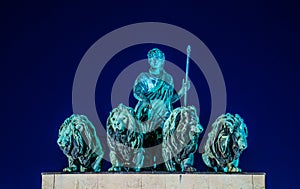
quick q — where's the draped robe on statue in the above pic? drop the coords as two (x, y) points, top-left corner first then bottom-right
(133, 71), (180, 169)
(134, 71), (180, 131)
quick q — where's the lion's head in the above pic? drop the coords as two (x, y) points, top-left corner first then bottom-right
(202, 113), (248, 172)
(162, 106), (203, 171)
(57, 114), (104, 172)
(107, 104), (137, 133)
(107, 104), (142, 148)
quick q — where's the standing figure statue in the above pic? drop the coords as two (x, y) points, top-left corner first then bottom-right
(133, 48), (190, 170)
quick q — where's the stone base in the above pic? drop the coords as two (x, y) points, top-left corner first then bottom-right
(42, 172), (265, 189)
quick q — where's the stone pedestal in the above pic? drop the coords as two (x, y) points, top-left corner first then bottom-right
(42, 172), (265, 189)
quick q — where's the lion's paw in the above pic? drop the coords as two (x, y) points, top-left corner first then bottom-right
(108, 166), (122, 172)
(228, 166), (242, 172)
(183, 166), (197, 172)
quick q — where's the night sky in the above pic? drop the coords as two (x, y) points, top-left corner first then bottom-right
(1, 1), (299, 189)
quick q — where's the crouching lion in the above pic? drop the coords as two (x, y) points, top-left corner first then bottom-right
(107, 104), (144, 172)
(162, 106), (203, 172)
(57, 114), (104, 172)
(201, 113), (248, 172)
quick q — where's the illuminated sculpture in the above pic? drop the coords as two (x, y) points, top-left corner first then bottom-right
(57, 114), (104, 172)
(201, 113), (248, 172)
(106, 46), (204, 172)
(162, 106), (203, 172)
(133, 47), (191, 170)
(107, 104), (144, 172)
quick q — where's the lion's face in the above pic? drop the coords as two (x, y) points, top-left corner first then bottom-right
(57, 116), (83, 157)
(189, 123), (202, 143)
(107, 104), (141, 148)
(179, 106), (203, 144)
(57, 124), (69, 152)
(58, 123), (74, 155)
(109, 108), (129, 132)
(232, 116), (248, 155)
(108, 104), (137, 132)
(215, 114), (248, 157)
(163, 106), (203, 154)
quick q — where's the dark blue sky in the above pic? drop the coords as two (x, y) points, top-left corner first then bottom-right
(1, 1), (299, 189)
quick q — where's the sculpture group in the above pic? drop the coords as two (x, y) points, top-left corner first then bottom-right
(57, 47), (248, 173)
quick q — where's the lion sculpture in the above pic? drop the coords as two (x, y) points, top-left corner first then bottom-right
(162, 106), (203, 172)
(107, 103), (144, 172)
(201, 113), (248, 172)
(57, 114), (104, 172)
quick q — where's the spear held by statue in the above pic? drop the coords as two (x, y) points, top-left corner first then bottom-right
(184, 45), (191, 107)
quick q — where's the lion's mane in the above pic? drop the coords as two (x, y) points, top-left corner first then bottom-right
(202, 113), (248, 172)
(57, 114), (104, 172)
(162, 106), (203, 172)
(107, 104), (144, 171)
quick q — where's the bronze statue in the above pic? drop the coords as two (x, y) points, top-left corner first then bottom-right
(201, 113), (248, 172)
(162, 106), (203, 172)
(107, 104), (144, 172)
(57, 114), (104, 172)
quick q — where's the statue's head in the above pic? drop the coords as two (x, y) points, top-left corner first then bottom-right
(147, 48), (165, 69)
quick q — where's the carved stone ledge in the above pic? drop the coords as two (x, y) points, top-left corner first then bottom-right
(41, 172), (265, 189)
